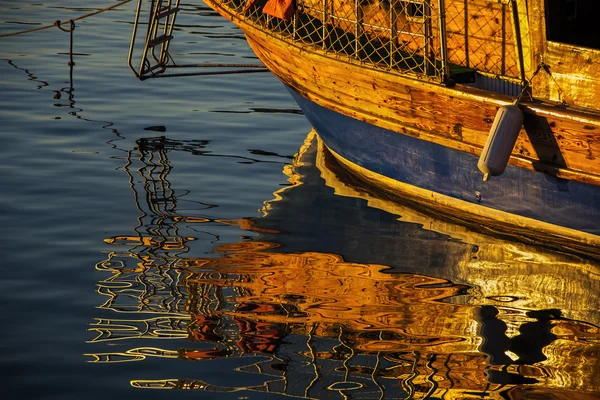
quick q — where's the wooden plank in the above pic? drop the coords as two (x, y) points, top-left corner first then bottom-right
(528, 0), (600, 110)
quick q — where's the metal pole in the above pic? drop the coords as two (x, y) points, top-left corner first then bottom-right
(159, 0), (170, 64)
(128, 0), (144, 78)
(437, 0), (448, 83)
(322, 0), (328, 50)
(293, 3), (299, 40)
(501, 2), (506, 75)
(511, 0), (526, 82)
(463, 0), (469, 68)
(140, 0), (159, 75)
(390, 0), (397, 69)
(162, 0), (181, 66)
(355, 0), (362, 58)
(424, 0), (432, 75)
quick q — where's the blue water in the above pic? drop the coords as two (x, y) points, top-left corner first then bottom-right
(1, 2), (599, 399)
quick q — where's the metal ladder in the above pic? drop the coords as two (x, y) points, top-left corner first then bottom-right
(127, 0), (269, 80)
(129, 0), (181, 80)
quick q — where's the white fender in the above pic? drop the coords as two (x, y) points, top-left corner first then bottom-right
(478, 102), (524, 181)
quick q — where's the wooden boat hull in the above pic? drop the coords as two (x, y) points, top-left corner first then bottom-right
(201, 0), (600, 249)
(287, 87), (600, 250)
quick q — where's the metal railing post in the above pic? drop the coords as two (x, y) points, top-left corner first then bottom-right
(437, 0), (448, 83)
(463, 0), (469, 68)
(511, 0), (526, 83)
(355, 0), (362, 58)
(293, 2), (300, 40)
(322, 0), (328, 49)
(390, 0), (397, 69)
(424, 0), (432, 75)
(128, 0), (145, 78)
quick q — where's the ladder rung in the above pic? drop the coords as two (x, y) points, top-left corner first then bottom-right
(156, 7), (180, 19)
(146, 63), (166, 73)
(147, 34), (173, 48)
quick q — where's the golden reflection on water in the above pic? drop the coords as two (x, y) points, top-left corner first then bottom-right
(88, 132), (600, 399)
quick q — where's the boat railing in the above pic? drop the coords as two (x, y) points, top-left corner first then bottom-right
(216, 0), (527, 86)
(442, 0), (528, 84)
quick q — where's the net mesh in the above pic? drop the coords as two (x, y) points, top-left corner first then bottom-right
(444, 0), (522, 79)
(221, 0), (447, 82)
(212, 0), (524, 84)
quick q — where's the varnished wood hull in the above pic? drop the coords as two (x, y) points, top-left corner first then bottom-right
(288, 88), (600, 251)
(202, 0), (600, 248)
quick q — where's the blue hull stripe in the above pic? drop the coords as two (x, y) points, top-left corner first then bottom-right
(287, 87), (600, 235)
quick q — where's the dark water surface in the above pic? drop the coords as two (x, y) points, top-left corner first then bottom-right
(1, 2), (599, 399)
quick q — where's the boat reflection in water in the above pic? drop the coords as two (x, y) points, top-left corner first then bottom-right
(89, 132), (599, 399)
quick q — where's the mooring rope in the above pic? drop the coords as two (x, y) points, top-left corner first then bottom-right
(516, 61), (566, 104)
(0, 0), (134, 38)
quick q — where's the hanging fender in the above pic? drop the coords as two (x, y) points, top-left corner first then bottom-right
(477, 102), (524, 181)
